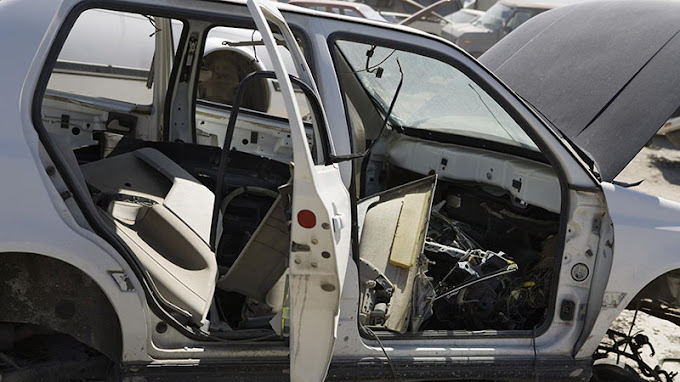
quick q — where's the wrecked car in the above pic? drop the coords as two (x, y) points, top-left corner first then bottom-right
(0, 0), (679, 381)
(442, 0), (558, 57)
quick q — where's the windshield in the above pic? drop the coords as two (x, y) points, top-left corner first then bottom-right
(473, 3), (513, 30)
(335, 40), (538, 151)
(445, 9), (479, 23)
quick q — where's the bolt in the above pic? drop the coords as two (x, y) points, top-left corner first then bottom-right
(311, 262), (318, 268)
(322, 222), (330, 230)
(46, 166), (56, 176)
(294, 258), (302, 265)
(311, 239), (318, 245)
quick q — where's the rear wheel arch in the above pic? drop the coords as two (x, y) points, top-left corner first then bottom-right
(0, 252), (123, 362)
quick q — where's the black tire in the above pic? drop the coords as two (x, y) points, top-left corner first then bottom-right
(591, 363), (646, 382)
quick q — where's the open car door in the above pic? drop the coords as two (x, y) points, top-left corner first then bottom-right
(246, 0), (352, 380)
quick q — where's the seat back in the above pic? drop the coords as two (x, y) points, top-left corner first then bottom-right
(81, 148), (218, 326)
(217, 196), (289, 303)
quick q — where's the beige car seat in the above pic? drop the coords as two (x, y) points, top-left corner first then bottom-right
(81, 148), (218, 327)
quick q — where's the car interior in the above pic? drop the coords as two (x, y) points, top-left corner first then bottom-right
(37, 7), (564, 344)
(331, 40), (562, 333)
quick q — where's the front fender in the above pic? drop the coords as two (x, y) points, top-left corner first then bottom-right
(578, 182), (680, 357)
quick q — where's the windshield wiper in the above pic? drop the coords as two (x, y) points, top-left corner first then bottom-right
(332, 59), (404, 163)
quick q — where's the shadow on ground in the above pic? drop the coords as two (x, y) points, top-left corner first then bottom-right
(647, 136), (680, 186)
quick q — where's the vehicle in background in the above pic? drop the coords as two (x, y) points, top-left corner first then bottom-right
(657, 111), (680, 147)
(288, 0), (388, 21)
(400, 0), (481, 36)
(356, 0), (490, 23)
(356, 0), (434, 20)
(375, 10), (410, 22)
(442, 0), (559, 57)
(445, 7), (484, 22)
(465, 0), (499, 10)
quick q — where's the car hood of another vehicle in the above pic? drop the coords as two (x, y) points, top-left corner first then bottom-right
(480, 0), (680, 182)
(443, 21), (492, 38)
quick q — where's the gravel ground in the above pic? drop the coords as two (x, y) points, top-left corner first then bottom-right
(607, 309), (680, 380)
(602, 135), (680, 380)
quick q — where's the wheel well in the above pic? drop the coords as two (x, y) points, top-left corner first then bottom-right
(629, 268), (680, 326)
(0, 252), (122, 362)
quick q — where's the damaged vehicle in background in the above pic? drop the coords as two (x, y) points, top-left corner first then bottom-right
(399, 0), (483, 36)
(0, 0), (679, 381)
(288, 0), (388, 21)
(442, 0), (560, 57)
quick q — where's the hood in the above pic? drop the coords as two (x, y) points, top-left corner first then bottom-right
(480, 1), (680, 181)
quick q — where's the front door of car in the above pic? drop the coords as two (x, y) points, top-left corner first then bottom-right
(247, 1), (352, 380)
(283, 10), (606, 378)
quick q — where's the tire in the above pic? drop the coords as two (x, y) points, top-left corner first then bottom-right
(591, 363), (646, 382)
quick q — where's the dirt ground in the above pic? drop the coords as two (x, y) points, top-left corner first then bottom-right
(616, 135), (680, 202)
(603, 135), (680, 380)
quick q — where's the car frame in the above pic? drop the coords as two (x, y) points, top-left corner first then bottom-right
(1, 0), (679, 381)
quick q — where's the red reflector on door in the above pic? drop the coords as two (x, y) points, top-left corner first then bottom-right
(297, 210), (316, 229)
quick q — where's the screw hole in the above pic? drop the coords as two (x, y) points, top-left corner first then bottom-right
(156, 322), (168, 333)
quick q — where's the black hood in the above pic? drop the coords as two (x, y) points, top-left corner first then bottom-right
(480, 0), (680, 181)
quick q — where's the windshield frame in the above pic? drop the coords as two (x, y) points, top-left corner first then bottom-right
(330, 34), (546, 158)
(321, 26), (600, 187)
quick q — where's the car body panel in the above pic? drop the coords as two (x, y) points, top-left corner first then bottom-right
(481, 0), (680, 181)
(578, 182), (680, 357)
(0, 0), (151, 362)
(3, 0), (679, 381)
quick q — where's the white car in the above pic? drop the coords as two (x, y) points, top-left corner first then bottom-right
(1, 0), (679, 381)
(400, 1), (483, 37)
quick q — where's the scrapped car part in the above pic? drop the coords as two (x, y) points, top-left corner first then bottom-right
(594, 329), (677, 382)
(441, 0), (557, 57)
(358, 176), (437, 333)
